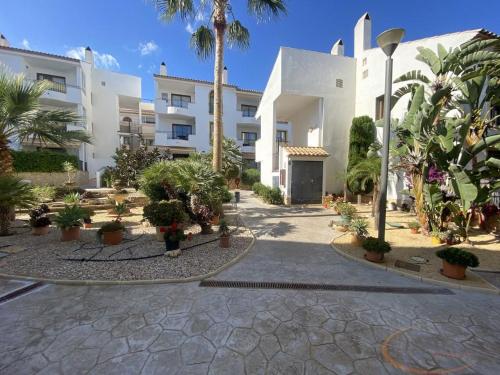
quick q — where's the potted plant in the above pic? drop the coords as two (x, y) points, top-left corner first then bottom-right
(163, 222), (186, 257)
(83, 208), (94, 229)
(430, 230), (445, 245)
(408, 221), (420, 234)
(338, 202), (357, 222)
(63, 192), (81, 205)
(108, 202), (130, 217)
(444, 230), (459, 246)
(331, 198), (345, 215)
(29, 204), (51, 236)
(362, 236), (391, 263)
(143, 200), (187, 241)
(97, 220), (126, 245)
(436, 247), (479, 280)
(53, 205), (85, 241)
(348, 217), (368, 245)
(219, 219), (230, 248)
(110, 189), (129, 204)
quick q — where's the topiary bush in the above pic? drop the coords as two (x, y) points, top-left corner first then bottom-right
(241, 168), (260, 186)
(262, 187), (284, 205)
(143, 200), (188, 227)
(252, 182), (266, 195)
(362, 237), (391, 254)
(12, 150), (78, 172)
(347, 116), (375, 194)
(436, 247), (479, 268)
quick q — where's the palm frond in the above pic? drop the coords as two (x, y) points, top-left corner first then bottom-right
(226, 20), (250, 49)
(247, 0), (287, 21)
(393, 70), (431, 84)
(190, 25), (215, 60)
(153, 0), (195, 22)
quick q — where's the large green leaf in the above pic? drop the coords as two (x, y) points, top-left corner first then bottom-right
(402, 85), (425, 130)
(458, 134), (500, 166)
(423, 183), (443, 207)
(393, 70), (431, 84)
(416, 47), (442, 75)
(449, 165), (478, 211)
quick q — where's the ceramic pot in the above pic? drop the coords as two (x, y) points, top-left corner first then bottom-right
(441, 260), (466, 280)
(350, 234), (362, 246)
(431, 236), (442, 245)
(410, 228), (419, 234)
(165, 239), (180, 252)
(84, 223), (92, 229)
(61, 226), (80, 242)
(220, 235), (230, 248)
(364, 251), (384, 263)
(32, 226), (50, 236)
(102, 230), (123, 245)
(211, 215), (220, 225)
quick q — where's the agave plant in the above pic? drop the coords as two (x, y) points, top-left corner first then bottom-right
(0, 175), (35, 235)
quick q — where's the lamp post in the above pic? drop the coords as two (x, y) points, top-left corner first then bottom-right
(376, 28), (405, 242)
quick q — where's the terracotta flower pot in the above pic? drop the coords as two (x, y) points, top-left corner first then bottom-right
(350, 234), (363, 246)
(364, 251), (384, 263)
(211, 215), (220, 225)
(441, 260), (466, 280)
(410, 228), (419, 234)
(220, 235), (230, 248)
(110, 193), (128, 204)
(32, 225), (50, 236)
(102, 230), (123, 245)
(337, 225), (349, 233)
(84, 223), (92, 229)
(60, 226), (80, 242)
(431, 236), (442, 245)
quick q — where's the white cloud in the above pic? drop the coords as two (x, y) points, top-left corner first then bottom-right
(139, 40), (158, 56)
(21, 38), (31, 49)
(185, 23), (195, 34)
(66, 47), (120, 70)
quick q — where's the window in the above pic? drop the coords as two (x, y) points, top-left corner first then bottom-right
(241, 104), (257, 117)
(375, 95), (384, 121)
(171, 94), (191, 108)
(141, 115), (155, 124)
(121, 136), (131, 145)
(37, 73), (66, 93)
(101, 81), (106, 86)
(362, 70), (368, 79)
(172, 124), (193, 140)
(336, 79), (343, 88)
(362, 57), (367, 66)
(81, 71), (86, 93)
(161, 93), (169, 102)
(209, 91), (214, 114)
(276, 130), (287, 143)
(241, 132), (257, 146)
(144, 139), (154, 146)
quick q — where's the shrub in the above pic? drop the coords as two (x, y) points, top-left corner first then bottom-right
(241, 168), (260, 186)
(347, 116), (376, 194)
(338, 202), (357, 220)
(262, 187), (284, 205)
(362, 237), (391, 254)
(436, 247), (479, 268)
(222, 187), (233, 203)
(29, 204), (51, 228)
(97, 221), (125, 235)
(348, 217), (369, 238)
(218, 219), (230, 237)
(408, 221), (421, 230)
(31, 185), (56, 203)
(63, 192), (81, 205)
(53, 205), (85, 229)
(143, 200), (187, 227)
(54, 186), (85, 199)
(252, 182), (266, 195)
(12, 150), (78, 172)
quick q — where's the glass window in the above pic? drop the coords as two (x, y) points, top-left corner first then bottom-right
(171, 94), (191, 108)
(161, 93), (169, 102)
(209, 91), (214, 114)
(375, 95), (384, 120)
(172, 124), (192, 140)
(276, 130), (287, 143)
(241, 132), (257, 146)
(37, 73), (66, 93)
(141, 115), (155, 124)
(241, 105), (257, 117)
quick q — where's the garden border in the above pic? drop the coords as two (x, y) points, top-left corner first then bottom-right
(0, 214), (256, 286)
(330, 234), (500, 296)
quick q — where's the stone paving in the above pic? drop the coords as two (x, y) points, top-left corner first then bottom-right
(0, 192), (500, 374)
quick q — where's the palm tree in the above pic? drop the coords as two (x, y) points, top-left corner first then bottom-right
(0, 175), (35, 235)
(152, 0), (287, 172)
(0, 71), (90, 175)
(347, 156), (381, 219)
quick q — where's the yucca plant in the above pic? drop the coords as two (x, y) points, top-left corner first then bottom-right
(0, 175), (35, 235)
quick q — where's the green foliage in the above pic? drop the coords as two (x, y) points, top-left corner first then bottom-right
(347, 116), (376, 194)
(408, 221), (421, 230)
(252, 182), (266, 195)
(29, 204), (51, 228)
(436, 247), (479, 268)
(362, 237), (392, 254)
(31, 185), (56, 203)
(337, 202), (357, 220)
(348, 217), (369, 238)
(63, 192), (81, 205)
(53, 205), (85, 229)
(241, 168), (260, 186)
(11, 150), (78, 172)
(221, 187), (233, 203)
(97, 221), (125, 235)
(218, 219), (230, 236)
(208, 137), (243, 183)
(143, 199), (188, 227)
(252, 182), (283, 205)
(0, 175), (35, 210)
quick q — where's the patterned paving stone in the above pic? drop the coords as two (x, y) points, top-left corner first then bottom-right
(90, 352), (148, 375)
(208, 348), (245, 375)
(127, 324), (162, 351)
(253, 311), (281, 334)
(142, 349), (182, 375)
(226, 327), (260, 355)
(311, 344), (354, 375)
(148, 330), (186, 352)
(181, 335), (215, 365)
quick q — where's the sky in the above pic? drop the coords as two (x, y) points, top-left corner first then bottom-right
(1, 0), (499, 100)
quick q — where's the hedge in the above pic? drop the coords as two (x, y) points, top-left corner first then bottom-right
(252, 182), (283, 205)
(12, 150), (79, 172)
(241, 168), (260, 186)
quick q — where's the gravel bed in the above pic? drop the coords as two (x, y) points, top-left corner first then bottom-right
(0, 212), (253, 281)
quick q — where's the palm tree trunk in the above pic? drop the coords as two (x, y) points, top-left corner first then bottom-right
(412, 173), (426, 225)
(0, 208), (11, 236)
(212, 1), (227, 172)
(0, 134), (13, 176)
(373, 184), (380, 226)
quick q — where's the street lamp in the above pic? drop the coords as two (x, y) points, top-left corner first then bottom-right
(376, 28), (405, 242)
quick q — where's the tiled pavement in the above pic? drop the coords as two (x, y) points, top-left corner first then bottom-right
(1, 192), (499, 374)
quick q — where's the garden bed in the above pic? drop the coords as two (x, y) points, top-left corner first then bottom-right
(0, 207), (253, 282)
(330, 205), (500, 292)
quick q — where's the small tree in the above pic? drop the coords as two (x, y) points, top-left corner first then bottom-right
(0, 175), (35, 235)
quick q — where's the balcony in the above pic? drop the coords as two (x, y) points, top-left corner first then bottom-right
(155, 130), (197, 147)
(118, 122), (155, 136)
(237, 110), (259, 124)
(155, 98), (196, 117)
(237, 138), (256, 153)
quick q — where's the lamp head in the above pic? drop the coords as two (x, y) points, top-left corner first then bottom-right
(376, 28), (405, 57)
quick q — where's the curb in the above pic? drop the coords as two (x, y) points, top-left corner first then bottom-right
(330, 237), (500, 296)
(0, 214), (256, 287)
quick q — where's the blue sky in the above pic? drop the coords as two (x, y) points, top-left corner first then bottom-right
(1, 0), (499, 100)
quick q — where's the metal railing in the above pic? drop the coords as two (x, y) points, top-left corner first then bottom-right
(25, 79), (81, 93)
(241, 109), (257, 117)
(238, 138), (256, 147)
(157, 130), (195, 140)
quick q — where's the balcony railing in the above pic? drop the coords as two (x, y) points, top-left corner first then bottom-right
(157, 130), (195, 140)
(241, 109), (257, 117)
(238, 139), (256, 147)
(26, 79), (81, 94)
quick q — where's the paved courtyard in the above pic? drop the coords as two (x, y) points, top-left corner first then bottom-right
(1, 192), (500, 374)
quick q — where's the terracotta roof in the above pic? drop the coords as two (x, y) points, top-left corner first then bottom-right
(0, 46), (80, 63)
(283, 147), (329, 157)
(153, 74), (262, 95)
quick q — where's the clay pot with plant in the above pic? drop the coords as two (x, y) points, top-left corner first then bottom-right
(362, 237), (391, 263)
(436, 247), (479, 280)
(98, 220), (126, 245)
(29, 204), (51, 236)
(430, 230), (445, 245)
(83, 208), (94, 229)
(53, 205), (85, 241)
(219, 219), (230, 248)
(348, 217), (368, 246)
(408, 221), (420, 234)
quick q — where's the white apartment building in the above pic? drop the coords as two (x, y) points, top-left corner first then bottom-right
(0, 35), (147, 178)
(256, 13), (497, 204)
(153, 63), (262, 166)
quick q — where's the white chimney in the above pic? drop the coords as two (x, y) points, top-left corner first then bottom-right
(0, 34), (9, 47)
(222, 66), (228, 84)
(85, 46), (94, 66)
(354, 12), (371, 58)
(331, 39), (344, 56)
(159, 62), (167, 76)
